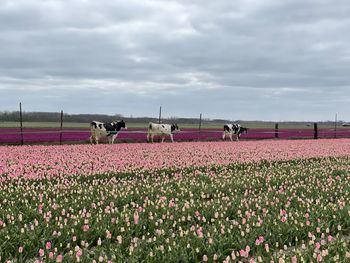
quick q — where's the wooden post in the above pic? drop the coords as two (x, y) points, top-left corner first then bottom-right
(158, 106), (162, 124)
(158, 106), (162, 142)
(19, 102), (23, 145)
(275, 123), (279, 138)
(60, 110), (63, 145)
(334, 113), (337, 138)
(314, 123), (318, 139)
(198, 113), (202, 141)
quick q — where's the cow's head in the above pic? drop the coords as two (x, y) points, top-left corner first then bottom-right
(171, 124), (180, 132)
(238, 127), (248, 136)
(113, 120), (127, 130)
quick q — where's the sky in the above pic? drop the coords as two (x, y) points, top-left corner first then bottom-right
(0, 0), (350, 121)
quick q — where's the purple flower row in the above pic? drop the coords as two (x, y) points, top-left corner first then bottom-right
(0, 128), (349, 144)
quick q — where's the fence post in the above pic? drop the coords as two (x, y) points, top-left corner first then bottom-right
(158, 106), (162, 124)
(60, 110), (63, 145)
(158, 106), (162, 142)
(19, 102), (23, 145)
(334, 113), (337, 138)
(275, 123), (279, 138)
(198, 113), (202, 141)
(314, 123), (318, 139)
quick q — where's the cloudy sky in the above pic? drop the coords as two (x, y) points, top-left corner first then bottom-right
(1, 0), (350, 121)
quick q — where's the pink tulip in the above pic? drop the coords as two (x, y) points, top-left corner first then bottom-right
(240, 249), (248, 258)
(56, 255), (63, 263)
(134, 212), (139, 225)
(76, 249), (82, 258)
(196, 227), (204, 238)
(46, 241), (51, 250)
(315, 242), (321, 250)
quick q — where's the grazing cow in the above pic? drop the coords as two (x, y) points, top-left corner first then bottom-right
(90, 120), (127, 144)
(147, 122), (179, 143)
(222, 123), (248, 141)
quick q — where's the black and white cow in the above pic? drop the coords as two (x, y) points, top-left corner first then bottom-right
(222, 123), (248, 141)
(90, 120), (127, 144)
(147, 122), (179, 143)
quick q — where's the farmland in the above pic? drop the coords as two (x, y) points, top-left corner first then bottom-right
(1, 139), (350, 262)
(1, 121), (349, 130)
(1, 127), (350, 145)
(1, 120), (350, 145)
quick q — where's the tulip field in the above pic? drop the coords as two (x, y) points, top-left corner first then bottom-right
(1, 139), (350, 262)
(1, 127), (350, 144)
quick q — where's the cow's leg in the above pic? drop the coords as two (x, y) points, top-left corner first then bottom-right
(229, 133), (233, 141)
(96, 137), (99, 144)
(111, 134), (118, 144)
(148, 134), (154, 143)
(161, 136), (165, 143)
(170, 134), (174, 142)
(90, 135), (94, 144)
(222, 132), (226, 140)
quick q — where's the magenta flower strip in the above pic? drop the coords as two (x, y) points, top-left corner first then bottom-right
(1, 128), (349, 144)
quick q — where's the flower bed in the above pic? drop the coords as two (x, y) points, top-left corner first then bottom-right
(1, 139), (350, 262)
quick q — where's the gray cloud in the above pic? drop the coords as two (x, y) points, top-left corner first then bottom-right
(0, 0), (349, 121)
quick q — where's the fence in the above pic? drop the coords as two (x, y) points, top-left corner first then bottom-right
(1, 124), (350, 145)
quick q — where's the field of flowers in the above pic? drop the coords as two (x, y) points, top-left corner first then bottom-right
(1, 127), (350, 144)
(1, 139), (350, 262)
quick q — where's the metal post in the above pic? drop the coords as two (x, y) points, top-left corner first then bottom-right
(334, 113), (337, 138)
(275, 123), (279, 138)
(314, 123), (318, 139)
(60, 110), (63, 145)
(198, 113), (202, 141)
(19, 102), (23, 145)
(158, 106), (162, 124)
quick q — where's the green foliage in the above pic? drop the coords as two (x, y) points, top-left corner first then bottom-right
(1, 157), (350, 262)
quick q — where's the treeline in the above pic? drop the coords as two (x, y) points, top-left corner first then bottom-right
(0, 111), (224, 124)
(0, 111), (126, 123)
(0, 111), (343, 125)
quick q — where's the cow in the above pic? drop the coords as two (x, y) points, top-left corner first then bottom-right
(222, 123), (248, 141)
(147, 122), (179, 143)
(90, 120), (127, 144)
